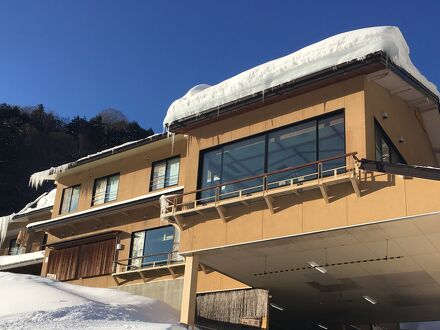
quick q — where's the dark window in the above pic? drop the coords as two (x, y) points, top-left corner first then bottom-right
(41, 234), (48, 250)
(92, 174), (119, 206)
(374, 120), (405, 164)
(150, 157), (180, 191)
(130, 226), (178, 269)
(60, 185), (80, 214)
(8, 239), (20, 255)
(199, 111), (346, 199)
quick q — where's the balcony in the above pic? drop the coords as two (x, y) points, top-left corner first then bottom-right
(161, 153), (360, 226)
(112, 251), (184, 283)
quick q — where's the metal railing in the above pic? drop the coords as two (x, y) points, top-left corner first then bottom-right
(92, 191), (118, 205)
(162, 152), (358, 215)
(113, 250), (183, 274)
(150, 174), (179, 191)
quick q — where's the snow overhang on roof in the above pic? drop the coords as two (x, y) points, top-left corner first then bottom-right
(28, 133), (176, 188)
(163, 26), (439, 132)
(0, 251), (44, 271)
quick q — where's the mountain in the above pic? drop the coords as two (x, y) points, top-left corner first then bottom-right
(0, 103), (153, 215)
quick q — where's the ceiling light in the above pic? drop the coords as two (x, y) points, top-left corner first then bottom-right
(308, 261), (327, 274)
(362, 295), (377, 305)
(317, 324), (328, 330)
(349, 325), (361, 330)
(269, 303), (284, 311)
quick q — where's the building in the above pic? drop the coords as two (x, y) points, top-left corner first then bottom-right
(0, 189), (54, 275)
(27, 26), (440, 329)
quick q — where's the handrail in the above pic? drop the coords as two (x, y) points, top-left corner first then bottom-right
(113, 250), (183, 273)
(114, 250), (180, 265)
(175, 152), (357, 198)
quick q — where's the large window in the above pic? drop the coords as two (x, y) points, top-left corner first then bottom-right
(60, 185), (80, 214)
(375, 120), (405, 164)
(150, 157), (180, 191)
(92, 174), (119, 206)
(199, 111), (345, 200)
(130, 226), (179, 269)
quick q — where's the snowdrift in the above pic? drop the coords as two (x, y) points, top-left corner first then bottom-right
(0, 272), (184, 330)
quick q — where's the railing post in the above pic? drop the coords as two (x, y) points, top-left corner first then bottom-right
(215, 186), (220, 204)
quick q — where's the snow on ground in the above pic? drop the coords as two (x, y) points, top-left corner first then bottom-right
(0, 272), (185, 330)
(164, 26), (439, 128)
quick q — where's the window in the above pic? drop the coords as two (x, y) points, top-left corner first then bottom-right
(60, 185), (80, 214)
(8, 239), (20, 255)
(375, 120), (405, 164)
(92, 174), (119, 206)
(199, 111), (345, 200)
(150, 157), (180, 191)
(46, 238), (115, 281)
(129, 226), (179, 269)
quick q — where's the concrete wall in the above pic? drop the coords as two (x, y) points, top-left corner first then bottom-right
(116, 278), (184, 312)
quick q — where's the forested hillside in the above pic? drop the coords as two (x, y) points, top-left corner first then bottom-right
(0, 103), (153, 215)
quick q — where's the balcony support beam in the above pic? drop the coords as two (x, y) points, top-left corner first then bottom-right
(216, 206), (226, 222)
(319, 184), (329, 204)
(263, 195), (275, 214)
(168, 266), (177, 279)
(173, 215), (184, 230)
(350, 177), (361, 197)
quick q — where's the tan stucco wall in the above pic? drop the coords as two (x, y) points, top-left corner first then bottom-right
(51, 138), (187, 217)
(181, 76), (366, 197)
(364, 79), (437, 166)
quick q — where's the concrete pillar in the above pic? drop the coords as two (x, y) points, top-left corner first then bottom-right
(180, 253), (199, 327)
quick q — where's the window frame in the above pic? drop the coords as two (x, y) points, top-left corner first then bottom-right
(129, 225), (177, 269)
(8, 238), (20, 256)
(197, 110), (346, 194)
(59, 185), (81, 215)
(91, 173), (120, 206)
(374, 118), (406, 164)
(149, 156), (180, 191)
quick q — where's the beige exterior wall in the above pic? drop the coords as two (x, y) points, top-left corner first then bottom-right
(38, 73), (440, 302)
(364, 79), (437, 166)
(51, 138), (187, 217)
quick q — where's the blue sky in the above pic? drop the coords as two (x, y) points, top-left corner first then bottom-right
(0, 1), (439, 132)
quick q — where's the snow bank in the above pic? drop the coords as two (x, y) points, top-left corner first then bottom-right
(0, 251), (44, 270)
(164, 26), (439, 128)
(29, 134), (163, 188)
(0, 272), (185, 330)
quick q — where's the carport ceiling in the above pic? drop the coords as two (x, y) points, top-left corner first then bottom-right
(196, 212), (440, 324)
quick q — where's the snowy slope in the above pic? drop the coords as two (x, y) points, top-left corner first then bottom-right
(0, 272), (185, 330)
(164, 26), (439, 128)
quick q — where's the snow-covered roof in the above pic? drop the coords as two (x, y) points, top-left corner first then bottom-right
(0, 189), (55, 246)
(0, 251), (44, 270)
(29, 133), (164, 188)
(163, 26), (439, 128)
(0, 272), (183, 329)
(15, 188), (56, 217)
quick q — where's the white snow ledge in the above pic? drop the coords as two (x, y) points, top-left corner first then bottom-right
(0, 251), (44, 270)
(163, 26), (439, 128)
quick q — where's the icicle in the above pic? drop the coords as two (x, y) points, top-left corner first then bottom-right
(0, 214), (14, 247)
(29, 164), (70, 189)
(159, 195), (169, 222)
(261, 90), (265, 103)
